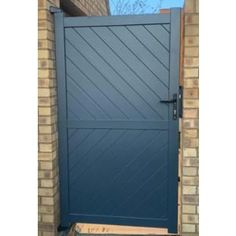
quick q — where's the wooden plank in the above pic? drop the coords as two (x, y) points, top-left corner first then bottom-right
(75, 223), (168, 235)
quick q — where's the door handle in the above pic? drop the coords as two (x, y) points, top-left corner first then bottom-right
(160, 98), (177, 103)
(160, 94), (178, 120)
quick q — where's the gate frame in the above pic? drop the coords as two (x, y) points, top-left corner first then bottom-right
(53, 8), (181, 234)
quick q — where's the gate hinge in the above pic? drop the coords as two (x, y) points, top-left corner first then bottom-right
(178, 86), (183, 118)
(49, 6), (62, 14)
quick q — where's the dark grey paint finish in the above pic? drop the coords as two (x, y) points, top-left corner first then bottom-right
(54, 9), (181, 233)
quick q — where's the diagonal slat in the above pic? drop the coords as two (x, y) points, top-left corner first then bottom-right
(67, 74), (112, 120)
(66, 56), (129, 120)
(144, 24), (170, 50)
(111, 163), (167, 215)
(66, 37), (146, 120)
(67, 29), (153, 119)
(108, 26), (169, 87)
(74, 28), (165, 120)
(93, 130), (165, 213)
(131, 180), (168, 217)
(70, 129), (127, 187)
(90, 28), (169, 102)
(68, 129), (94, 154)
(91, 26), (168, 102)
(162, 24), (170, 33)
(127, 25), (169, 65)
(68, 91), (96, 120)
(69, 129), (95, 156)
(69, 129), (110, 173)
(126, 25), (169, 69)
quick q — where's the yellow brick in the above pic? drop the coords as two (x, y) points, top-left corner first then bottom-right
(39, 125), (55, 134)
(184, 0), (195, 13)
(38, 88), (51, 97)
(183, 157), (198, 167)
(184, 36), (199, 46)
(183, 214), (199, 223)
(184, 129), (198, 138)
(183, 148), (197, 157)
(38, 188), (54, 196)
(182, 224), (196, 233)
(38, 40), (55, 50)
(38, 169), (57, 179)
(184, 47), (199, 57)
(183, 176), (198, 185)
(39, 134), (55, 143)
(184, 57), (199, 67)
(184, 138), (199, 148)
(39, 205), (54, 214)
(38, 97), (51, 106)
(39, 78), (56, 88)
(41, 197), (54, 205)
(40, 161), (53, 170)
(185, 25), (199, 36)
(39, 107), (52, 116)
(38, 0), (46, 9)
(196, 0), (199, 13)
(183, 205), (196, 214)
(184, 109), (198, 118)
(38, 151), (57, 161)
(184, 68), (199, 78)
(38, 10), (48, 20)
(38, 116), (57, 125)
(183, 119), (198, 129)
(184, 89), (198, 98)
(184, 99), (199, 108)
(38, 49), (55, 59)
(42, 214), (54, 223)
(38, 30), (54, 41)
(185, 14), (199, 25)
(41, 179), (54, 188)
(183, 167), (198, 176)
(38, 20), (54, 31)
(183, 186), (197, 194)
(38, 59), (55, 69)
(39, 143), (55, 152)
(38, 69), (55, 78)
(184, 79), (198, 88)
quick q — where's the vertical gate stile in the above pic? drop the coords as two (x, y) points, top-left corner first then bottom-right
(54, 10), (70, 227)
(168, 8), (181, 233)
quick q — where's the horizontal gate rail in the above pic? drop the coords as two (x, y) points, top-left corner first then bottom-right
(64, 14), (170, 27)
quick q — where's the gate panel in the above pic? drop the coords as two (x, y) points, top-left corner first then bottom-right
(54, 9), (181, 233)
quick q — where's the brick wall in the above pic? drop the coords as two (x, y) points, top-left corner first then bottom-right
(38, 1), (108, 235)
(181, 0), (199, 235)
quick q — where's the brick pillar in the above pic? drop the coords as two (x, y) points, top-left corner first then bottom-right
(181, 0), (199, 235)
(38, 1), (60, 235)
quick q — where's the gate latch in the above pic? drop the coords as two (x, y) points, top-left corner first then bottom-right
(160, 94), (178, 120)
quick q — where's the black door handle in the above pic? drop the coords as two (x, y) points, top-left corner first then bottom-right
(160, 94), (178, 120)
(160, 98), (177, 103)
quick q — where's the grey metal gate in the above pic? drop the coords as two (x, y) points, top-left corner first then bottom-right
(53, 8), (181, 233)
